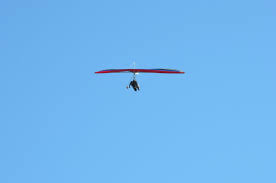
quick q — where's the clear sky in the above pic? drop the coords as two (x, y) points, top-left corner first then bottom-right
(1, 0), (276, 182)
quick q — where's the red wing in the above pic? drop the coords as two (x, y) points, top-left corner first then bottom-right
(95, 69), (185, 74)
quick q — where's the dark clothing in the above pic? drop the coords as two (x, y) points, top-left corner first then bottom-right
(129, 80), (140, 91)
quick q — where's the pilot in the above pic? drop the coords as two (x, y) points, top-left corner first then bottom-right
(129, 79), (140, 91)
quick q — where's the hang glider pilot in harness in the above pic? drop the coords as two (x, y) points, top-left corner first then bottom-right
(128, 79), (140, 91)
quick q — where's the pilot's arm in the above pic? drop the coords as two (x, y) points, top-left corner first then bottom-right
(129, 81), (132, 88)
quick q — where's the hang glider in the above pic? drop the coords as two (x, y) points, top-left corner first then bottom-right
(95, 68), (185, 74)
(95, 67), (185, 91)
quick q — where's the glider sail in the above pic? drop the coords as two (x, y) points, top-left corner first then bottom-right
(95, 68), (185, 74)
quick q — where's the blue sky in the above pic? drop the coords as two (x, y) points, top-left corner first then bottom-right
(1, 0), (276, 182)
